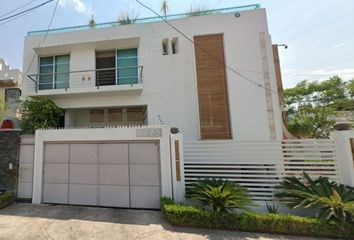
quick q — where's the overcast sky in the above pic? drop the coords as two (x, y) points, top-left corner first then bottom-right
(1, 0), (353, 88)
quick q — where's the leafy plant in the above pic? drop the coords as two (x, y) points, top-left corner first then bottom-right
(89, 15), (96, 27)
(160, 0), (169, 19)
(0, 95), (7, 121)
(118, 11), (138, 25)
(20, 96), (64, 134)
(187, 4), (211, 17)
(0, 193), (15, 209)
(266, 201), (279, 214)
(185, 179), (254, 216)
(275, 172), (354, 223)
(161, 197), (354, 239)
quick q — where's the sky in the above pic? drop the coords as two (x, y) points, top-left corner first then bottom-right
(0, 0), (354, 88)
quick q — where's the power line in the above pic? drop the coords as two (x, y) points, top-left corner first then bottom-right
(0, 0), (39, 18)
(0, 8), (37, 27)
(26, 0), (59, 75)
(0, 0), (54, 22)
(134, 0), (278, 95)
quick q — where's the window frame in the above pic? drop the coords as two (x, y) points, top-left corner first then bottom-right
(38, 54), (70, 90)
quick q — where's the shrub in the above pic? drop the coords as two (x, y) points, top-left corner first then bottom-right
(20, 96), (64, 134)
(161, 197), (354, 239)
(275, 172), (354, 223)
(266, 201), (279, 214)
(185, 179), (254, 215)
(0, 193), (15, 209)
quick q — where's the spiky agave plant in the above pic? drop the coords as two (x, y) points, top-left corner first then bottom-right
(186, 179), (254, 216)
(276, 172), (354, 223)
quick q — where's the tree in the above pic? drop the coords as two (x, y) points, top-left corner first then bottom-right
(20, 96), (64, 134)
(160, 0), (169, 19)
(0, 96), (7, 122)
(285, 76), (354, 138)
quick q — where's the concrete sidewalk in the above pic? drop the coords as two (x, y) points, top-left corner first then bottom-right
(0, 203), (331, 240)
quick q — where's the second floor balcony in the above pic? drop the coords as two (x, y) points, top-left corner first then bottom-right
(27, 66), (143, 96)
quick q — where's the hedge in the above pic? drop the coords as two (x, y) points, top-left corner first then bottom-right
(161, 197), (354, 239)
(0, 193), (15, 209)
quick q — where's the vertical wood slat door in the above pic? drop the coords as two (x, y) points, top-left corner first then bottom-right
(194, 34), (231, 140)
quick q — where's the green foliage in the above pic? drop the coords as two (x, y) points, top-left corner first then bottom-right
(185, 179), (254, 215)
(285, 76), (354, 138)
(266, 202), (279, 214)
(118, 11), (138, 25)
(0, 96), (7, 121)
(187, 4), (211, 17)
(160, 0), (169, 18)
(0, 193), (15, 208)
(161, 197), (354, 239)
(89, 15), (96, 27)
(275, 172), (354, 223)
(20, 96), (64, 134)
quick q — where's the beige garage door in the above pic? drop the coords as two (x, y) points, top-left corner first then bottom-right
(42, 142), (161, 209)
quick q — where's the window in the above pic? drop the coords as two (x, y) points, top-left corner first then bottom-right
(127, 106), (145, 122)
(108, 108), (123, 122)
(96, 50), (116, 86)
(117, 48), (138, 85)
(171, 38), (178, 54)
(39, 55), (70, 90)
(162, 39), (169, 55)
(90, 109), (104, 123)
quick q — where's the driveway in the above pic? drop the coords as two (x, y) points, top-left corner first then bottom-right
(0, 204), (330, 240)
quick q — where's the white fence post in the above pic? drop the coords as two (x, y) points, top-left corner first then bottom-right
(169, 132), (185, 203)
(331, 130), (354, 187)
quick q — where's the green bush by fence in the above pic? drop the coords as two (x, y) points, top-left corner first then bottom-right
(161, 197), (354, 239)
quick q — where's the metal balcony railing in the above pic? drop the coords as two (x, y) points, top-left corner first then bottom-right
(27, 66), (143, 93)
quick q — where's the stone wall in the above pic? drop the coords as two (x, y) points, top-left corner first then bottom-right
(0, 130), (21, 194)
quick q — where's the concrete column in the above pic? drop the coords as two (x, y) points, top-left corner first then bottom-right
(331, 130), (354, 187)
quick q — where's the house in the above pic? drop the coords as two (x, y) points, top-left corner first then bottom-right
(19, 5), (285, 208)
(0, 58), (22, 128)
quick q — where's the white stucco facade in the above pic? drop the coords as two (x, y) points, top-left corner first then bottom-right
(22, 8), (282, 140)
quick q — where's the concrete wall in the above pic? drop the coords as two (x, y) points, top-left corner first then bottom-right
(0, 130), (21, 194)
(331, 130), (354, 187)
(22, 9), (282, 141)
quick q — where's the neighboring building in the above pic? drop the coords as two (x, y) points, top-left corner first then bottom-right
(22, 5), (282, 141)
(0, 58), (22, 128)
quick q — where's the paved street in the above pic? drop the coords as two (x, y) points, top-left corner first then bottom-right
(0, 204), (331, 240)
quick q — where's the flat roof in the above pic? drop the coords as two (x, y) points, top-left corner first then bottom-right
(27, 4), (260, 36)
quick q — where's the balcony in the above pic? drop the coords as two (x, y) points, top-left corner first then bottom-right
(27, 66), (143, 96)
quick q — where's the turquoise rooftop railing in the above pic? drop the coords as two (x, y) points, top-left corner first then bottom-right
(27, 4), (260, 36)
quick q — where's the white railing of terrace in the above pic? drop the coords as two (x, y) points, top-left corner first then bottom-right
(27, 66), (143, 93)
(183, 139), (339, 201)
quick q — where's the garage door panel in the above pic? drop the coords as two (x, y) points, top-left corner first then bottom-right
(69, 184), (98, 205)
(70, 164), (98, 184)
(70, 144), (98, 164)
(99, 144), (128, 164)
(129, 143), (159, 164)
(130, 165), (160, 186)
(45, 144), (69, 164)
(99, 165), (129, 185)
(99, 185), (130, 207)
(43, 183), (68, 204)
(130, 186), (160, 209)
(44, 164), (68, 183)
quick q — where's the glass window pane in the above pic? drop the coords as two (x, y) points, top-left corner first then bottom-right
(117, 48), (138, 85)
(39, 65), (53, 90)
(55, 55), (70, 89)
(127, 107), (143, 122)
(40, 57), (53, 66)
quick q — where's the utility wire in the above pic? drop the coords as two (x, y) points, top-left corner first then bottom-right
(0, 0), (54, 22)
(0, 8), (37, 27)
(26, 0), (59, 75)
(135, 0), (278, 95)
(0, 0), (39, 18)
